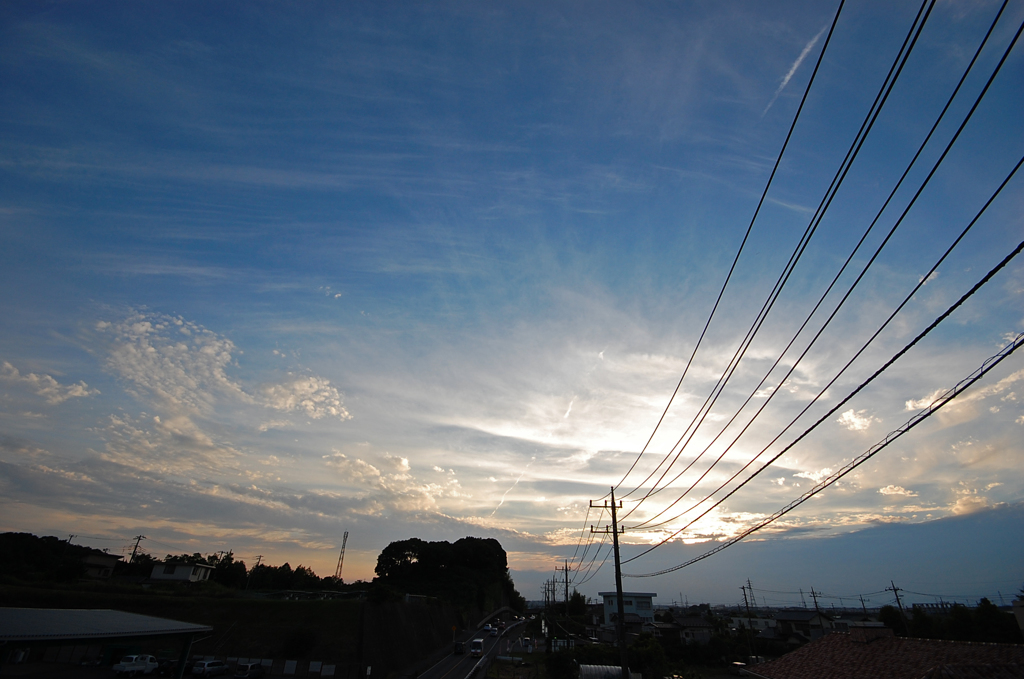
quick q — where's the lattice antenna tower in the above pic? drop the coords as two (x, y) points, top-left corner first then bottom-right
(334, 531), (349, 581)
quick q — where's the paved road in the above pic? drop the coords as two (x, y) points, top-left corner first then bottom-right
(417, 622), (528, 679)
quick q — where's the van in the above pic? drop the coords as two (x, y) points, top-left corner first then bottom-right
(234, 663), (264, 679)
(470, 639), (484, 658)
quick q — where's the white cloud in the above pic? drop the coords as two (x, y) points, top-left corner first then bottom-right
(836, 408), (876, 431)
(261, 375), (351, 420)
(100, 311), (249, 414)
(99, 310), (351, 423)
(906, 389), (945, 411)
(0, 361), (99, 404)
(323, 452), (382, 483)
(793, 468), (832, 483)
(878, 485), (917, 497)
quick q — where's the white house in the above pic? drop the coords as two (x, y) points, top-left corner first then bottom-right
(598, 591), (657, 626)
(150, 561), (214, 583)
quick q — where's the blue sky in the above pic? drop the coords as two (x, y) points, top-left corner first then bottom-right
(1, 0), (1022, 606)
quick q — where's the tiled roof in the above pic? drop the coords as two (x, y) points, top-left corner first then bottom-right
(746, 632), (1024, 679)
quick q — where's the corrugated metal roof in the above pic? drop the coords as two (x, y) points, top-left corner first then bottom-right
(0, 608), (212, 641)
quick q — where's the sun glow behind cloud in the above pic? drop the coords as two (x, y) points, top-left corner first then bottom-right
(0, 0), (1021, 600)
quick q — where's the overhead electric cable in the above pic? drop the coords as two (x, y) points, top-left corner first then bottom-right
(610, 0), (849, 497)
(575, 540), (612, 586)
(620, 0), (939, 514)
(623, 233), (1024, 560)
(569, 507), (604, 573)
(624, 328), (1024, 577)
(625, 18), (1024, 530)
(566, 504), (595, 569)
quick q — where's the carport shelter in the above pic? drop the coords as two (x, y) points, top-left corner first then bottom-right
(0, 608), (212, 679)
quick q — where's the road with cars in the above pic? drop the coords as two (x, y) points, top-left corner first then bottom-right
(417, 619), (529, 679)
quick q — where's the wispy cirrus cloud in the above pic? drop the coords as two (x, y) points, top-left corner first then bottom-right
(762, 23), (828, 116)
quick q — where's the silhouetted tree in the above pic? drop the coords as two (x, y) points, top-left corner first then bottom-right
(373, 536), (525, 611)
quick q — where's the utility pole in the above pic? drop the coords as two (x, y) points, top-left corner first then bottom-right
(591, 487), (628, 679)
(810, 588), (823, 637)
(246, 555), (263, 590)
(860, 595), (868, 616)
(741, 583), (754, 660)
(334, 531), (349, 581)
(128, 535), (146, 564)
(555, 560), (572, 615)
(887, 580), (908, 631)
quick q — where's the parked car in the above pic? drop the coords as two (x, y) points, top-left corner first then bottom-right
(113, 655), (159, 676)
(156, 660), (179, 677)
(234, 662), (264, 679)
(192, 661), (229, 677)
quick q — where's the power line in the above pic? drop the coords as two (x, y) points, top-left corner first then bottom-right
(622, 230), (1024, 562)
(624, 327), (1024, 577)
(623, 19), (1024, 533)
(619, 0), (938, 515)
(611, 0), (849, 499)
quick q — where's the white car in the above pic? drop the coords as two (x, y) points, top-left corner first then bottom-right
(192, 660), (229, 677)
(113, 655), (159, 676)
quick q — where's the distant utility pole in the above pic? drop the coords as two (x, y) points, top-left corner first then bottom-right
(591, 487), (628, 679)
(887, 580), (908, 630)
(334, 531), (349, 581)
(245, 555), (263, 590)
(741, 583), (754, 659)
(810, 589), (823, 636)
(128, 535), (146, 564)
(860, 595), (868, 616)
(556, 560), (572, 614)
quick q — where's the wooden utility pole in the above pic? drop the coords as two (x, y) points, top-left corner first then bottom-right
(888, 580), (909, 631)
(591, 487), (628, 679)
(245, 555), (262, 590)
(128, 535), (146, 564)
(555, 560), (573, 614)
(741, 583), (754, 659)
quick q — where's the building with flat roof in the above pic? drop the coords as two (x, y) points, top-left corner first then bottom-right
(598, 591), (657, 627)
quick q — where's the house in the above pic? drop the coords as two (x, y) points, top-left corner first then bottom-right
(81, 550), (121, 579)
(742, 626), (1024, 679)
(729, 616), (778, 636)
(149, 560), (213, 583)
(643, 617), (714, 645)
(599, 592), (657, 627)
(676, 616), (715, 645)
(772, 609), (832, 643)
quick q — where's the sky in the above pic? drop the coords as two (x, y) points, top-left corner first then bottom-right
(1, 0), (1023, 608)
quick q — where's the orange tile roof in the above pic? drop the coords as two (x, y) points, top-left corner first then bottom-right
(745, 632), (1024, 679)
